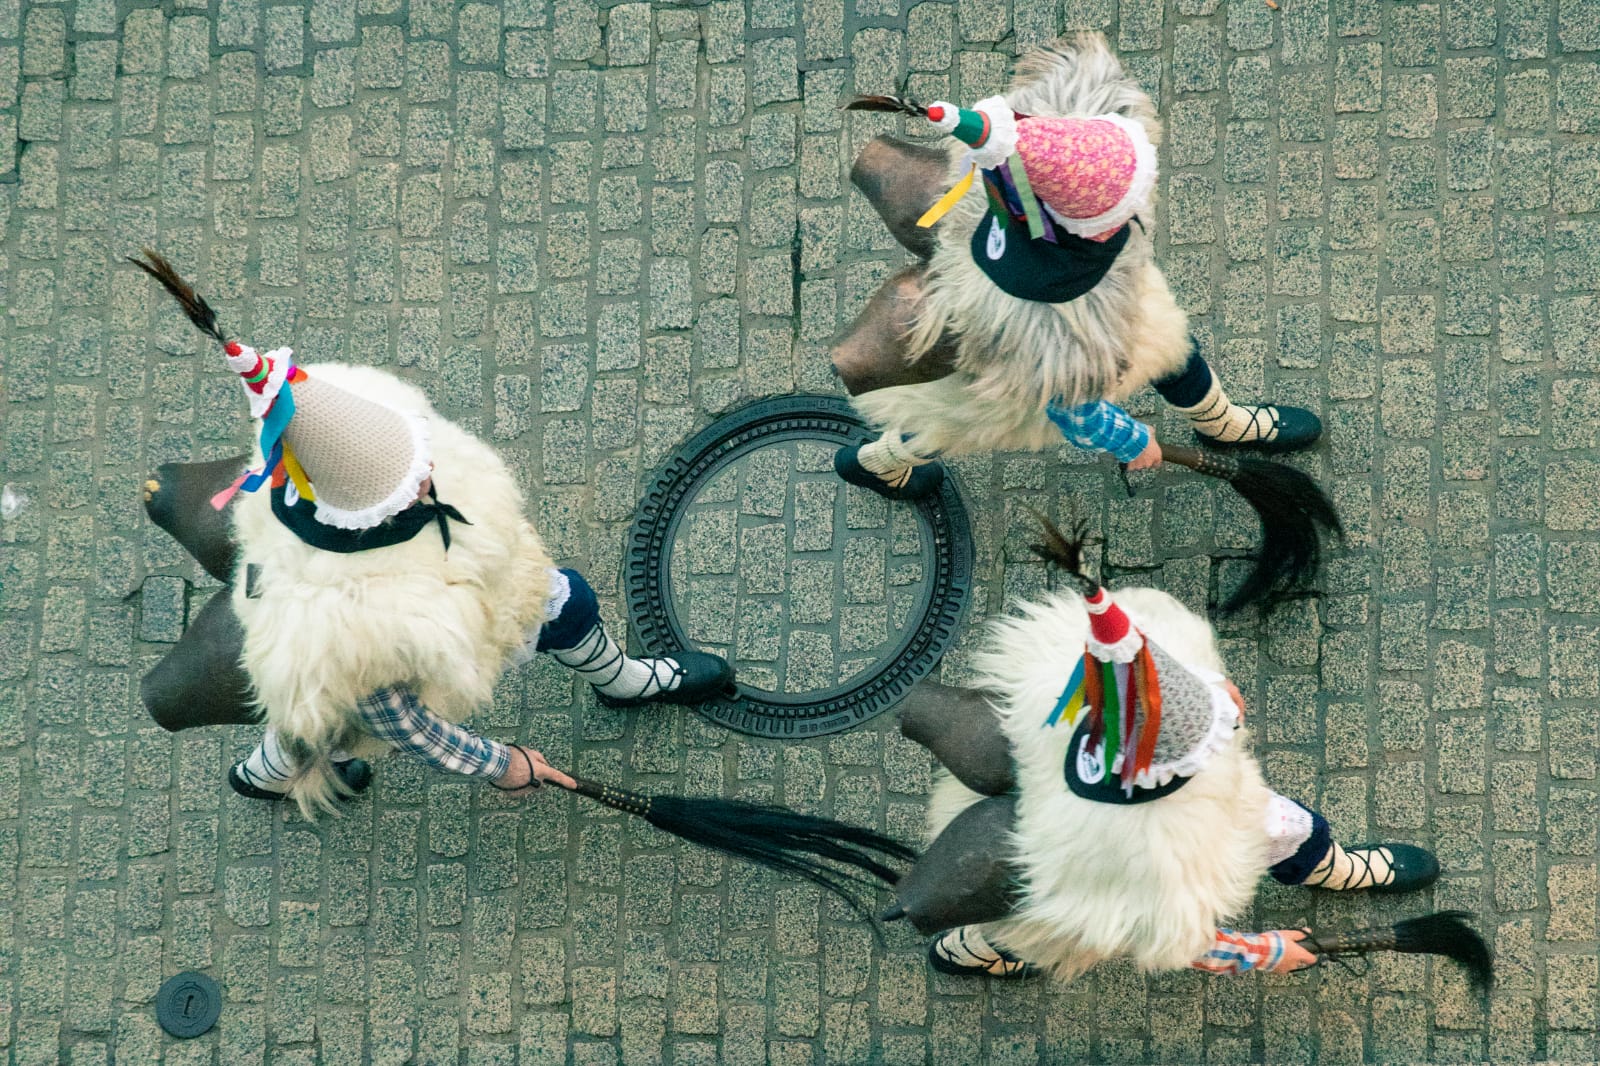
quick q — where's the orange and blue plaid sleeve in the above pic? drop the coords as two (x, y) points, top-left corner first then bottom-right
(1190, 928), (1287, 975)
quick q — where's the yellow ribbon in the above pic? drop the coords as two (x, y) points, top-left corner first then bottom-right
(916, 166), (976, 228)
(281, 442), (316, 502)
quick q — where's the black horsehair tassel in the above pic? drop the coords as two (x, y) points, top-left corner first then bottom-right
(1305, 911), (1493, 993)
(1158, 444), (1344, 615)
(568, 777), (914, 914)
(841, 94), (929, 117)
(127, 250), (229, 348)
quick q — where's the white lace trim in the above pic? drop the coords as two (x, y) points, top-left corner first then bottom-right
(1109, 679), (1239, 789)
(961, 96), (1020, 171)
(1087, 631), (1142, 664)
(309, 409), (435, 531)
(1263, 792), (1316, 866)
(237, 345), (294, 420)
(509, 569), (576, 668)
(1052, 113), (1159, 239)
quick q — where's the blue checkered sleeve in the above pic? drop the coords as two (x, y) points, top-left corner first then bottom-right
(357, 686), (512, 780)
(1045, 400), (1152, 464)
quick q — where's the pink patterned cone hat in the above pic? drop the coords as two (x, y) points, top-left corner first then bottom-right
(1012, 114), (1155, 240)
(919, 98), (1157, 241)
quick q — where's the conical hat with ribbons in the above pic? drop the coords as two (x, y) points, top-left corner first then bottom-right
(1043, 585), (1237, 799)
(919, 96), (1157, 240)
(212, 340), (432, 531)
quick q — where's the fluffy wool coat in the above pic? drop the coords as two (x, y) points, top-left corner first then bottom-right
(230, 365), (553, 815)
(926, 588), (1274, 978)
(852, 33), (1192, 458)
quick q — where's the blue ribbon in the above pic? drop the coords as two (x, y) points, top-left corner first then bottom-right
(1043, 655), (1086, 729)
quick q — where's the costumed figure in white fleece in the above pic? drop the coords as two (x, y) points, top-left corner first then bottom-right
(133, 253), (736, 815)
(879, 518), (1491, 987)
(834, 34), (1338, 611)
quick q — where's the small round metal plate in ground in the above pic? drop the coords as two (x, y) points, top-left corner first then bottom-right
(156, 972), (222, 1039)
(625, 395), (973, 738)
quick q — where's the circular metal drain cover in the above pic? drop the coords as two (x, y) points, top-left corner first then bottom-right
(625, 395), (973, 737)
(156, 971), (222, 1039)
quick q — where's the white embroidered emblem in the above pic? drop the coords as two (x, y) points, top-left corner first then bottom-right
(985, 217), (1006, 260)
(1076, 735), (1104, 783)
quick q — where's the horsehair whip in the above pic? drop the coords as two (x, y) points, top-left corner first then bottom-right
(1304, 910), (1493, 993)
(841, 94), (930, 117)
(1158, 444), (1344, 615)
(561, 776), (915, 913)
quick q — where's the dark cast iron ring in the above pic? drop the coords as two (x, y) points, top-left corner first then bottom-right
(624, 395), (974, 738)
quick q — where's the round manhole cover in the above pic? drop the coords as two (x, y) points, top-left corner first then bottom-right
(155, 971), (222, 1039)
(625, 395), (973, 737)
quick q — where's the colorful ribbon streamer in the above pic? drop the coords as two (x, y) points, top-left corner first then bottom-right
(208, 367), (303, 511)
(917, 166), (977, 228)
(1043, 654), (1088, 729)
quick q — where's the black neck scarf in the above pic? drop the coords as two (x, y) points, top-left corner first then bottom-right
(271, 482), (470, 554)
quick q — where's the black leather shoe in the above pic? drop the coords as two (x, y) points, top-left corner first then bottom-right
(834, 444), (945, 502)
(594, 651), (736, 708)
(335, 758), (374, 794)
(228, 758), (373, 801)
(1199, 405), (1323, 454)
(1365, 843), (1441, 894)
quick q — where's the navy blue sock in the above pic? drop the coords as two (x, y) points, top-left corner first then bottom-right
(1151, 338), (1213, 409)
(535, 568), (602, 652)
(1269, 802), (1334, 886)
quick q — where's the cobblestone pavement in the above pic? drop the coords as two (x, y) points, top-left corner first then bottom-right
(673, 438), (938, 702)
(2, 0), (1598, 1062)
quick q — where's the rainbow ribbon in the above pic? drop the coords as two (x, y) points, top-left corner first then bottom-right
(1100, 660), (1120, 781)
(209, 367), (304, 511)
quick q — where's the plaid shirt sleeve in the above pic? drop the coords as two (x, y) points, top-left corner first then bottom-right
(1045, 400), (1152, 464)
(357, 686), (512, 780)
(1189, 928), (1287, 976)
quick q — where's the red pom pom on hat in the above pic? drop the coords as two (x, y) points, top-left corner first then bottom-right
(927, 104), (945, 122)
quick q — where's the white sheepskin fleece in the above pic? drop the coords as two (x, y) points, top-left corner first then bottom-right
(230, 364), (553, 816)
(853, 32), (1192, 458)
(927, 587), (1274, 979)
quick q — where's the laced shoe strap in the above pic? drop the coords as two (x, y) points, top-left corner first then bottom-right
(933, 928), (1031, 977)
(1302, 845), (1395, 891)
(1190, 394), (1283, 444)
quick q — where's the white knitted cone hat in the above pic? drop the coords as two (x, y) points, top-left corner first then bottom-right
(281, 373), (433, 530)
